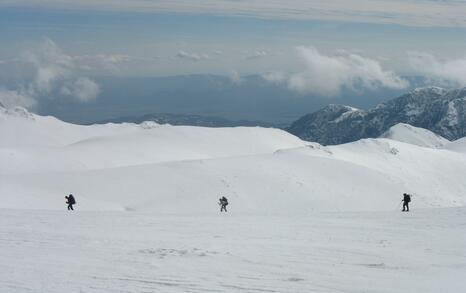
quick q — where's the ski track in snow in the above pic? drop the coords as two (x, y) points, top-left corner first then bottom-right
(1, 208), (465, 293)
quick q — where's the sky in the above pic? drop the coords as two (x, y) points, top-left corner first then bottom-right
(0, 0), (466, 116)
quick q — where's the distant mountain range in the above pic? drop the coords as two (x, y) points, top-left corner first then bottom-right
(93, 112), (279, 128)
(288, 87), (466, 145)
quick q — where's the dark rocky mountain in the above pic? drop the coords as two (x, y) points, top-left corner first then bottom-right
(93, 112), (278, 128)
(287, 87), (466, 145)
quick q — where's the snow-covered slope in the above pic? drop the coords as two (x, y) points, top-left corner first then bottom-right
(444, 136), (466, 153)
(3, 106), (466, 293)
(379, 123), (450, 148)
(0, 108), (306, 173)
(1, 108), (466, 213)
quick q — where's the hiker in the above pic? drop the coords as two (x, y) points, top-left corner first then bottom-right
(219, 196), (228, 212)
(65, 194), (76, 211)
(402, 193), (411, 212)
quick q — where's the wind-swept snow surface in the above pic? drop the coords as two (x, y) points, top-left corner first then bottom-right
(1, 208), (465, 293)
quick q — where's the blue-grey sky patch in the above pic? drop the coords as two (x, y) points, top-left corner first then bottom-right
(1, 1), (466, 111)
(2, 0), (466, 28)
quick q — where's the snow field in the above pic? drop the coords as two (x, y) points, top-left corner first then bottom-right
(2, 107), (466, 292)
(0, 208), (465, 293)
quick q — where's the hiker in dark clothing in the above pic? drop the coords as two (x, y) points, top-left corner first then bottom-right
(402, 193), (411, 212)
(219, 196), (228, 212)
(66, 194), (76, 211)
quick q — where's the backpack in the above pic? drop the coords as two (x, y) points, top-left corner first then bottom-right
(69, 196), (76, 205)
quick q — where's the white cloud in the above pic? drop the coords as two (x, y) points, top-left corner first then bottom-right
(0, 88), (36, 109)
(0, 39), (101, 108)
(60, 78), (100, 102)
(176, 50), (210, 61)
(245, 50), (268, 60)
(408, 52), (466, 86)
(245, 50), (283, 60)
(3, 0), (465, 28)
(228, 70), (243, 84)
(286, 46), (408, 96)
(73, 54), (136, 72)
(23, 39), (74, 94)
(261, 71), (287, 84)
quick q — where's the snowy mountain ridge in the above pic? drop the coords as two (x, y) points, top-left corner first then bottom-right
(288, 86), (466, 145)
(0, 105), (35, 120)
(380, 123), (450, 148)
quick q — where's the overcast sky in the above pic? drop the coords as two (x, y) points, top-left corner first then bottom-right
(0, 0), (466, 108)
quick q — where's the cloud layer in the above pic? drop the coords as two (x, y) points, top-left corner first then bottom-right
(176, 51), (211, 61)
(3, 0), (466, 28)
(0, 88), (36, 109)
(0, 39), (100, 108)
(408, 52), (466, 86)
(284, 47), (408, 96)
